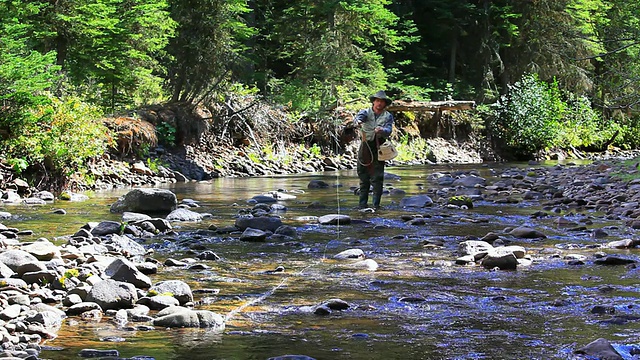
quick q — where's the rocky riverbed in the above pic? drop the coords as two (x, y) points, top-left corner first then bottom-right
(3, 143), (640, 359)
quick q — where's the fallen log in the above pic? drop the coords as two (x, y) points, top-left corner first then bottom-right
(387, 100), (476, 112)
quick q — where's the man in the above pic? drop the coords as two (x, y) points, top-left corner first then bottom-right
(353, 90), (394, 209)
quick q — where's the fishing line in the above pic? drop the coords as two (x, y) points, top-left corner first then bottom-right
(224, 119), (347, 323)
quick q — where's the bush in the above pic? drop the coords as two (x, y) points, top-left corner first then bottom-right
(613, 112), (640, 149)
(2, 97), (111, 177)
(555, 94), (620, 149)
(490, 73), (564, 158)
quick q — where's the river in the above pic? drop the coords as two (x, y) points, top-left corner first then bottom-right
(3, 162), (639, 359)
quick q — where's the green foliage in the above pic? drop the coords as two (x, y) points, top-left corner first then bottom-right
(309, 143), (322, 157)
(64, 269), (79, 279)
(19, 0), (176, 111)
(165, 0), (254, 103)
(156, 122), (176, 146)
(613, 114), (640, 149)
(0, 1), (61, 138)
(247, 152), (263, 164)
(448, 195), (473, 209)
(254, 0), (418, 113)
(7, 158), (28, 174)
(395, 135), (432, 163)
(1, 97), (111, 176)
(147, 289), (174, 297)
(490, 74), (564, 157)
(146, 157), (165, 174)
(555, 94), (620, 149)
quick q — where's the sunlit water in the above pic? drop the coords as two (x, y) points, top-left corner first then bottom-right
(3, 162), (640, 359)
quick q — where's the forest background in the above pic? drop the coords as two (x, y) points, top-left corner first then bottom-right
(2, 0), (640, 189)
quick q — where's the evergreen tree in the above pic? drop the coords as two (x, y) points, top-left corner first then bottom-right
(251, 0), (417, 111)
(165, 0), (254, 103)
(0, 0), (60, 139)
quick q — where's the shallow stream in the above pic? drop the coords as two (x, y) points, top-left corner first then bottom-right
(3, 162), (640, 359)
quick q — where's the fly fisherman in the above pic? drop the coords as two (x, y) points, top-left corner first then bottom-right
(352, 90), (394, 209)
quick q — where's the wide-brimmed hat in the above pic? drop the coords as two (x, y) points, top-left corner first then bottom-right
(369, 90), (392, 107)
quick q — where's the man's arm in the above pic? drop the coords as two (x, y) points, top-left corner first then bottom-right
(353, 109), (368, 126)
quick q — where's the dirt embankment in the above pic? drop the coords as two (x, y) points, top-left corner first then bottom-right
(3, 98), (638, 196)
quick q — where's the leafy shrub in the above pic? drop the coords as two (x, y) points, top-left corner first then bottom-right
(555, 94), (620, 149)
(156, 122), (176, 146)
(613, 113), (640, 149)
(2, 97), (111, 177)
(395, 134), (432, 162)
(490, 73), (564, 158)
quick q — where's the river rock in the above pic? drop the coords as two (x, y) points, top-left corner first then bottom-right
(166, 208), (204, 221)
(138, 295), (180, 310)
(23, 197), (46, 205)
(105, 234), (147, 258)
(334, 249), (365, 260)
(508, 226), (547, 239)
(131, 218), (172, 233)
(105, 258), (152, 288)
(607, 239), (640, 249)
(110, 188), (177, 214)
(348, 259), (378, 271)
(307, 180), (329, 189)
(262, 191), (297, 200)
(67, 302), (103, 316)
(251, 195), (278, 203)
(458, 240), (493, 258)
(574, 338), (622, 360)
(35, 190), (55, 201)
(0, 249), (39, 271)
(89, 221), (123, 236)
(21, 238), (61, 261)
(122, 212), (152, 222)
(86, 279), (138, 311)
(2, 190), (21, 203)
(152, 306), (225, 329)
(452, 175), (486, 188)
(318, 214), (351, 225)
(0, 261), (15, 278)
(235, 216), (283, 232)
(480, 250), (518, 270)
(399, 195), (434, 208)
(274, 225), (298, 239)
(149, 280), (193, 305)
(240, 227), (267, 242)
(594, 256), (636, 266)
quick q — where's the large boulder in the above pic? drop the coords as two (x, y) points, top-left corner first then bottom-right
(110, 188), (177, 214)
(235, 216), (283, 232)
(0, 250), (39, 271)
(152, 306), (225, 330)
(105, 258), (152, 289)
(149, 280), (193, 305)
(399, 195), (434, 208)
(86, 279), (138, 310)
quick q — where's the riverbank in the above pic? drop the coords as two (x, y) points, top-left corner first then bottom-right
(3, 125), (639, 199)
(0, 133), (488, 197)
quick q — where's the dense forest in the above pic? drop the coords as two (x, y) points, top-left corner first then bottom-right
(2, 0), (640, 184)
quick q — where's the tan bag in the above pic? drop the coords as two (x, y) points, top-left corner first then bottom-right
(377, 140), (398, 161)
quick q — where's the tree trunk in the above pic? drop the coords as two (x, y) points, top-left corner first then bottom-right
(449, 32), (458, 84)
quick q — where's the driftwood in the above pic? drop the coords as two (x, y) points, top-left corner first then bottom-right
(387, 100), (476, 112)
